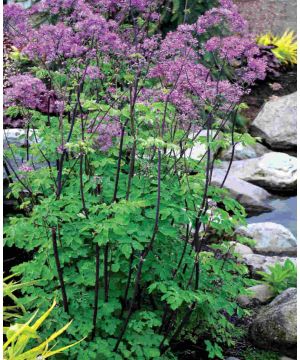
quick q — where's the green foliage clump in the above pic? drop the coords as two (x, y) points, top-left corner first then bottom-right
(160, 0), (218, 32)
(242, 347), (280, 360)
(5, 131), (254, 358)
(258, 259), (297, 295)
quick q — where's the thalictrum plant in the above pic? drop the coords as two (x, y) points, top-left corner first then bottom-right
(4, 0), (264, 358)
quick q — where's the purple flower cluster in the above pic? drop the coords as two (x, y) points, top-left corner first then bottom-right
(4, 4), (30, 48)
(30, 0), (93, 20)
(19, 163), (34, 172)
(205, 35), (267, 84)
(196, 0), (247, 35)
(96, 0), (157, 13)
(145, 0), (266, 120)
(4, 74), (62, 113)
(5, 74), (48, 109)
(85, 66), (104, 80)
(22, 23), (86, 63)
(89, 117), (122, 152)
(4, 0), (267, 140)
(75, 15), (124, 54)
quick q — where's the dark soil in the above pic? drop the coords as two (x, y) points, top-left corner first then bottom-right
(3, 206), (34, 276)
(3, 245), (33, 277)
(241, 67), (297, 124)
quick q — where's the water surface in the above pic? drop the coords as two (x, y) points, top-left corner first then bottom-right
(247, 196), (297, 237)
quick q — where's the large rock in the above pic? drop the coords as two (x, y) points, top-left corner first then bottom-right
(242, 254), (296, 274)
(219, 142), (270, 161)
(238, 284), (274, 307)
(220, 153), (297, 193)
(236, 222), (297, 256)
(250, 93), (297, 151)
(211, 169), (273, 215)
(249, 288), (297, 357)
(4, 128), (35, 148)
(234, 0), (297, 35)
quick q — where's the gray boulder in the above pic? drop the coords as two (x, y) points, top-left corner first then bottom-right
(211, 169), (273, 215)
(219, 142), (270, 161)
(242, 254), (296, 274)
(250, 92), (297, 151)
(249, 288), (297, 357)
(229, 241), (254, 257)
(234, 0), (297, 35)
(236, 222), (297, 256)
(220, 152), (297, 193)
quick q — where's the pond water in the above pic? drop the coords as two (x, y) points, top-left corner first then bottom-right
(247, 196), (297, 237)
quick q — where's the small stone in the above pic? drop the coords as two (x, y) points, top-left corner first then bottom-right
(229, 241), (254, 256)
(269, 83), (283, 91)
(237, 284), (274, 307)
(187, 130), (222, 160)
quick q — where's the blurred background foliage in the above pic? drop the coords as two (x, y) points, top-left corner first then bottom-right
(160, 0), (218, 33)
(4, 0), (218, 32)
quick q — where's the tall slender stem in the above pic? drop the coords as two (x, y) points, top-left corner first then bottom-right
(92, 244), (100, 339)
(120, 251), (134, 318)
(104, 244), (109, 303)
(51, 227), (68, 313)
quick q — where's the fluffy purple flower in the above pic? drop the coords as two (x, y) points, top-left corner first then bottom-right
(247, 58), (267, 80)
(57, 144), (66, 154)
(4, 74), (63, 114)
(31, 0), (94, 21)
(5, 74), (48, 109)
(204, 35), (267, 84)
(75, 15), (124, 54)
(98, 0), (156, 12)
(4, 4), (31, 48)
(22, 23), (86, 63)
(205, 37), (221, 52)
(89, 117), (122, 151)
(241, 60), (267, 84)
(19, 163), (34, 172)
(86, 66), (104, 80)
(54, 100), (65, 114)
(196, 0), (247, 35)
